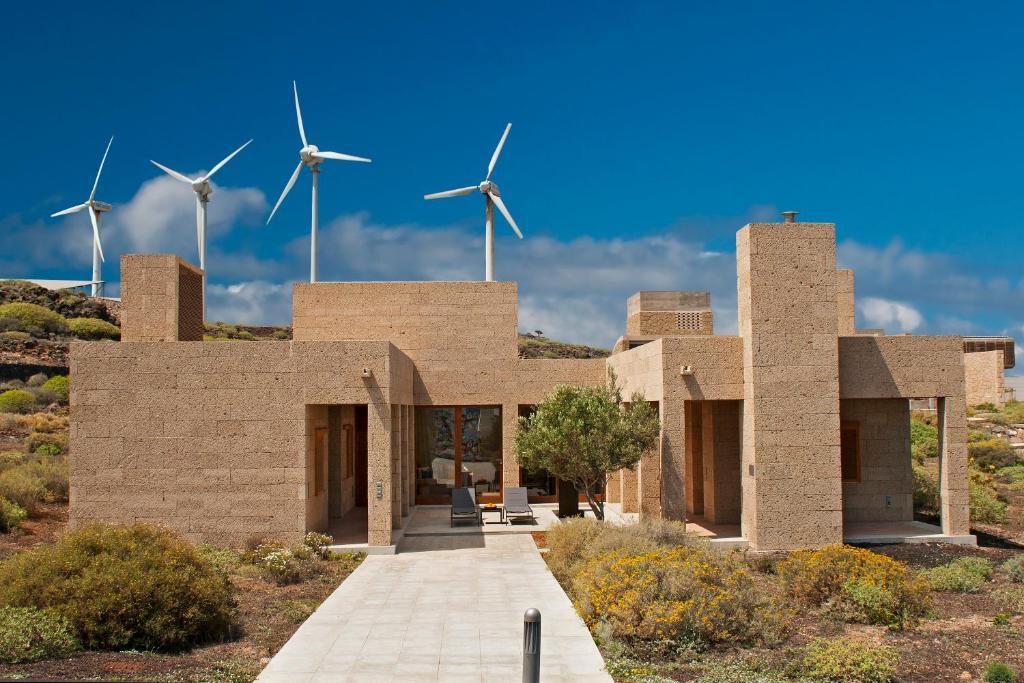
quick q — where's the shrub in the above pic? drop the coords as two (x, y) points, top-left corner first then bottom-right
(0, 303), (67, 336)
(22, 457), (68, 503)
(572, 545), (789, 647)
(798, 637), (899, 683)
(24, 431), (67, 455)
(993, 612), (1011, 626)
(995, 586), (1024, 614)
(0, 452), (25, 471)
(970, 477), (1008, 523)
(0, 331), (30, 342)
(0, 523), (234, 651)
(279, 598), (319, 624)
(41, 376), (69, 403)
(17, 412), (67, 434)
(67, 317), (120, 341)
(921, 557), (993, 593)
(303, 531), (334, 558)
(0, 467), (46, 514)
(778, 545), (928, 628)
(0, 498), (27, 533)
(25, 373), (47, 387)
(0, 390), (35, 414)
(0, 607), (79, 664)
(243, 540), (322, 585)
(913, 464), (940, 512)
(970, 439), (1019, 470)
(983, 662), (1018, 683)
(272, 329), (290, 340)
(911, 418), (939, 463)
(1002, 554), (1024, 583)
(545, 517), (691, 585)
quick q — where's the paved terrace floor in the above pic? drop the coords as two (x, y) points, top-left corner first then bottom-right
(257, 533), (612, 682)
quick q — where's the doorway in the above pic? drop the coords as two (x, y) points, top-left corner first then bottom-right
(320, 404), (369, 546)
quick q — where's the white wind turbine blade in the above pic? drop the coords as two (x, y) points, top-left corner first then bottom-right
(267, 161), (304, 224)
(87, 206), (105, 262)
(50, 202), (89, 218)
(424, 186), (478, 200)
(293, 81), (308, 147)
(486, 123), (511, 180)
(150, 160), (195, 184)
(202, 139), (253, 181)
(313, 150), (372, 163)
(90, 136), (114, 200)
(489, 192), (523, 239)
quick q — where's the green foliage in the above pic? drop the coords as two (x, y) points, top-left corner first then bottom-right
(0, 452), (25, 471)
(910, 417), (939, 463)
(516, 372), (660, 518)
(798, 637), (899, 683)
(66, 316), (121, 340)
(913, 464), (940, 513)
(1002, 554), (1024, 583)
(25, 373), (47, 387)
(0, 280), (113, 322)
(22, 456), (69, 503)
(993, 612), (1011, 626)
(983, 662), (1018, 683)
(303, 531), (334, 558)
(0, 607), (79, 664)
(242, 540), (323, 585)
(40, 376), (69, 403)
(272, 329), (291, 340)
(0, 498), (27, 532)
(970, 476), (1008, 523)
(0, 389), (36, 414)
(970, 438), (1019, 470)
(0, 467), (46, 514)
(24, 431), (67, 455)
(779, 545), (929, 629)
(0, 523), (235, 651)
(0, 303), (67, 336)
(0, 331), (30, 342)
(921, 557), (993, 593)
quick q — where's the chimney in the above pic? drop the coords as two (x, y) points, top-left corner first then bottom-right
(781, 211), (799, 223)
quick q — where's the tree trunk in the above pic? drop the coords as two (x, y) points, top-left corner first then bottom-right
(558, 479), (580, 518)
(583, 482), (604, 520)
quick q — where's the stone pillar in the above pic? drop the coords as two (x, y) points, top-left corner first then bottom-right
(606, 470), (622, 504)
(390, 404), (402, 528)
(120, 254), (204, 342)
(620, 466), (639, 513)
(502, 403), (520, 499)
(737, 222), (843, 551)
(836, 269), (855, 336)
(406, 406), (416, 509)
(399, 406), (410, 518)
(366, 401), (392, 546)
(660, 398), (686, 521)
(938, 396), (970, 535)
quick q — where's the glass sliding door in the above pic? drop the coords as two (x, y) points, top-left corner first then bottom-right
(415, 406), (502, 504)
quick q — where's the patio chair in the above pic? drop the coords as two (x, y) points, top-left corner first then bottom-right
(503, 487), (535, 524)
(450, 487), (482, 527)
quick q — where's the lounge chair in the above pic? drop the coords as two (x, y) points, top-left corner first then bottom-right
(503, 487), (534, 524)
(450, 487), (482, 527)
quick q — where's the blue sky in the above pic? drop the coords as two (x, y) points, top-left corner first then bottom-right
(2, 2), (1023, 357)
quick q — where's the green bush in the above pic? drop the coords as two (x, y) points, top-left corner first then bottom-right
(41, 376), (69, 403)
(970, 478), (1008, 523)
(1002, 554), (1024, 583)
(911, 418), (939, 463)
(913, 465), (940, 512)
(0, 523), (235, 651)
(921, 557), (992, 593)
(22, 458), (68, 503)
(0, 303), (67, 336)
(242, 540), (322, 585)
(970, 438), (1019, 470)
(0, 452), (25, 471)
(0, 467), (46, 514)
(778, 545), (929, 629)
(67, 317), (120, 341)
(799, 637), (899, 683)
(0, 607), (79, 664)
(0, 498), (27, 533)
(983, 662), (1017, 683)
(0, 389), (35, 414)
(0, 331), (30, 342)
(24, 431), (68, 455)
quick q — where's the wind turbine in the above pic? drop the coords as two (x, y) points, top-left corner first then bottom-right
(149, 139), (253, 317)
(267, 81), (371, 283)
(50, 136), (114, 297)
(424, 123), (523, 281)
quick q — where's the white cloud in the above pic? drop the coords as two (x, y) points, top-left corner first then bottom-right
(206, 280), (293, 326)
(858, 297), (924, 333)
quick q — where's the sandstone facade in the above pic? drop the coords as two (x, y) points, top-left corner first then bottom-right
(70, 221), (976, 551)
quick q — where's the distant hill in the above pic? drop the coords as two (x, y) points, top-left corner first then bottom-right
(517, 333), (609, 359)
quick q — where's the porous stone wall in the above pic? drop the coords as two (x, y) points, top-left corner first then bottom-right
(836, 269), (855, 336)
(839, 399), (912, 523)
(701, 400), (741, 525)
(737, 222), (843, 551)
(964, 350), (1005, 408)
(120, 255), (204, 342)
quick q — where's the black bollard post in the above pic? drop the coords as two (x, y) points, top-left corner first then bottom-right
(523, 607), (541, 683)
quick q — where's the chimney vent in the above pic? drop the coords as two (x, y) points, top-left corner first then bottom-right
(781, 211), (799, 223)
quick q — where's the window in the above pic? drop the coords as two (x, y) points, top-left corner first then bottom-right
(840, 421), (861, 482)
(414, 406), (502, 503)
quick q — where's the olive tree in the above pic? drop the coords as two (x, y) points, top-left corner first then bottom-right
(515, 373), (660, 519)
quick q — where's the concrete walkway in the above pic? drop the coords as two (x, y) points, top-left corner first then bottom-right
(257, 534), (612, 682)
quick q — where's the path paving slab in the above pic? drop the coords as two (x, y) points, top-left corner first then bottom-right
(257, 533), (611, 682)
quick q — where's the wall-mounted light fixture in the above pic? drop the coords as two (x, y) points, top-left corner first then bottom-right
(361, 368), (372, 379)
(680, 365), (694, 376)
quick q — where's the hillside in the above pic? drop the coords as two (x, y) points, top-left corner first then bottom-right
(517, 332), (610, 359)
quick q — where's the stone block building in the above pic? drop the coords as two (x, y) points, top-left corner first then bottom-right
(69, 219), (978, 552)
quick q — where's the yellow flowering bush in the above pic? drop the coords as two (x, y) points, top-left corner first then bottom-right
(778, 545), (928, 628)
(572, 546), (789, 646)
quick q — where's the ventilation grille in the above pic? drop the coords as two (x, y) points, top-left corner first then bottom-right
(676, 311), (702, 330)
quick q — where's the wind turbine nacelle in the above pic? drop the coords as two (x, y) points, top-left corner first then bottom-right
(479, 180), (500, 196)
(92, 201), (113, 213)
(300, 145), (319, 164)
(193, 180), (213, 198)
